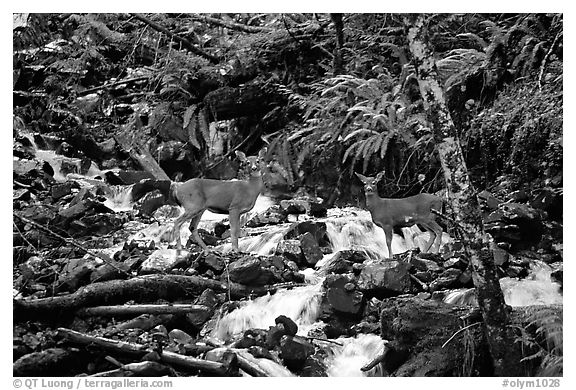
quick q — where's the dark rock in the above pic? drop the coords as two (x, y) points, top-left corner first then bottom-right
(484, 203), (543, 248)
(19, 204), (57, 225)
(299, 355), (328, 377)
(284, 221), (330, 247)
(280, 199), (307, 215)
(429, 268), (463, 292)
(508, 190), (529, 203)
(379, 296), (492, 376)
(299, 232), (323, 266)
(51, 182), (76, 199)
(357, 260), (412, 296)
(13, 188), (31, 202)
(13, 348), (84, 376)
(247, 346), (275, 361)
(90, 262), (129, 283)
(531, 187), (563, 221)
(280, 335), (315, 370)
(550, 266), (562, 287)
(202, 253), (226, 274)
(245, 205), (287, 227)
(458, 269), (473, 285)
(228, 255), (262, 284)
(116, 170), (156, 185)
(442, 257), (468, 270)
(275, 239), (303, 264)
(409, 256), (442, 273)
(324, 274), (364, 314)
(506, 266), (528, 278)
(414, 271), (433, 283)
(275, 315), (298, 336)
(477, 190), (502, 213)
(266, 325), (286, 348)
(309, 201), (328, 217)
(138, 190), (167, 216)
(492, 246), (510, 266)
(58, 258), (98, 291)
(236, 328), (268, 349)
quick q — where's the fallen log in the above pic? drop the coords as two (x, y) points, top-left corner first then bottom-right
(57, 328), (230, 376)
(14, 274), (292, 320)
(77, 303), (210, 317)
(361, 341), (389, 372)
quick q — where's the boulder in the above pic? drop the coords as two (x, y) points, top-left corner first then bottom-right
(299, 232), (323, 266)
(275, 239), (303, 264)
(484, 203), (543, 248)
(228, 255), (263, 284)
(279, 335), (315, 370)
(357, 260), (412, 296)
(429, 268), (463, 292)
(324, 274), (364, 315)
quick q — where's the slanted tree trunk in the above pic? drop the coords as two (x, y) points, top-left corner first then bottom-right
(404, 14), (522, 376)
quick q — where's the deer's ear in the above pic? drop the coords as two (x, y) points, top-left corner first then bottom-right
(235, 150), (247, 162)
(258, 147), (268, 159)
(375, 171), (385, 182)
(355, 172), (368, 183)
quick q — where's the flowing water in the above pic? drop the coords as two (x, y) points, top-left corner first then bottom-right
(444, 260), (563, 307)
(25, 141), (562, 375)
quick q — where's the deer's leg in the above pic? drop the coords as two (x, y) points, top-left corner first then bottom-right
(172, 209), (205, 256)
(229, 208), (241, 252)
(418, 222), (437, 253)
(427, 220), (443, 253)
(382, 225), (394, 259)
(188, 212), (208, 251)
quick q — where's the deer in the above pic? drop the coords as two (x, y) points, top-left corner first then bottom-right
(167, 149), (267, 255)
(355, 172), (444, 259)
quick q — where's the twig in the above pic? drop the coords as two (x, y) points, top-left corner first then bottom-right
(78, 76), (149, 96)
(441, 322), (482, 348)
(306, 336), (342, 346)
(538, 31), (562, 91)
(13, 213), (128, 276)
(131, 13), (219, 64)
(13, 220), (37, 251)
(189, 14), (272, 33)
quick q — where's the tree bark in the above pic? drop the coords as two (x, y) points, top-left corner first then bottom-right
(330, 13), (345, 75)
(189, 14), (272, 33)
(114, 126), (171, 181)
(130, 13), (219, 64)
(404, 14), (522, 376)
(57, 328), (230, 375)
(14, 274), (297, 320)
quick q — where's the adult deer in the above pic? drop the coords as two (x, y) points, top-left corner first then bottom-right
(169, 149), (267, 255)
(355, 172), (444, 259)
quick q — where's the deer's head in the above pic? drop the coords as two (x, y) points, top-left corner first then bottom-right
(355, 171), (384, 194)
(236, 148), (267, 178)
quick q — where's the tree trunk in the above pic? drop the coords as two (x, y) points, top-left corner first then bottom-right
(404, 14), (522, 376)
(330, 13), (344, 75)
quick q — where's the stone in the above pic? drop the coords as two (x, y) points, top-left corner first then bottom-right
(309, 201), (328, 217)
(284, 221), (330, 247)
(275, 239), (303, 264)
(275, 315), (298, 336)
(246, 205), (287, 227)
(228, 255), (262, 284)
(409, 256), (442, 273)
(484, 203), (543, 248)
(429, 268), (463, 292)
(492, 246), (510, 266)
(357, 260), (412, 295)
(89, 263), (129, 283)
(280, 199), (307, 215)
(202, 253), (226, 274)
(299, 232), (323, 266)
(51, 182), (74, 199)
(324, 274), (364, 314)
(280, 335), (315, 370)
